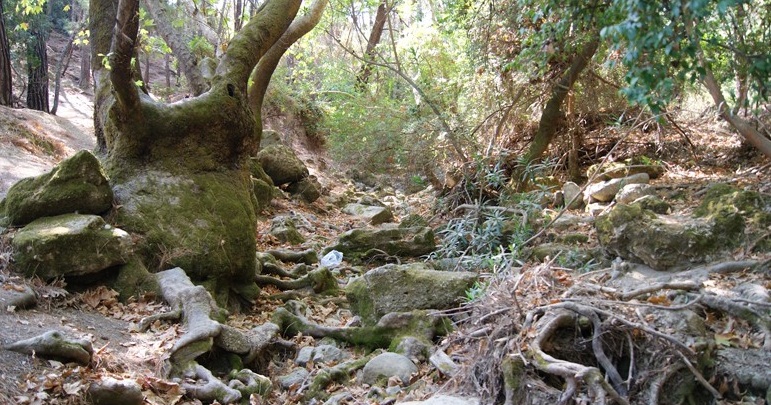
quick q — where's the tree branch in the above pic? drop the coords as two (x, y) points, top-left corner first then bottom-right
(216, 0), (302, 93)
(110, 0), (141, 113)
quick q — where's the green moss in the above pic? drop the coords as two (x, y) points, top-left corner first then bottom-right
(693, 184), (769, 249)
(110, 258), (161, 301)
(111, 168), (258, 308)
(2, 150), (113, 226)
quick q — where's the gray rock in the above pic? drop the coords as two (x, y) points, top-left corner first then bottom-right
(1, 150), (113, 226)
(270, 215), (305, 245)
(429, 349), (458, 376)
(584, 173), (649, 203)
(399, 395), (481, 405)
(346, 263), (477, 325)
(361, 352), (417, 386)
(562, 181), (583, 209)
(394, 336), (430, 363)
(287, 175), (322, 203)
(342, 203), (394, 225)
(630, 194), (671, 214)
(12, 214), (132, 279)
(256, 144), (308, 186)
(252, 178), (276, 213)
(326, 225), (435, 264)
(615, 183), (656, 204)
(295, 344), (348, 366)
(595, 204), (726, 270)
(278, 368), (309, 390)
(87, 377), (144, 405)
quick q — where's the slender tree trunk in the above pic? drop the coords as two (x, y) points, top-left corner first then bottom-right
(79, 43), (91, 90)
(234, 0), (243, 32)
(144, 51), (151, 89)
(520, 36), (599, 167)
(355, 0), (388, 89)
(0, 0), (12, 106)
(164, 52), (171, 87)
(26, 30), (49, 112)
(51, 34), (75, 115)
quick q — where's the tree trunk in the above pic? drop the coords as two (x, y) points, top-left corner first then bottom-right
(51, 34), (75, 115)
(520, 36), (599, 168)
(354, 0), (388, 89)
(79, 43), (91, 90)
(142, 0), (209, 96)
(0, 0), (12, 106)
(26, 30), (49, 112)
(234, 0), (243, 32)
(91, 0), (302, 308)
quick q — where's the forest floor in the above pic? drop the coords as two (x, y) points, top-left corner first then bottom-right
(1, 33), (770, 405)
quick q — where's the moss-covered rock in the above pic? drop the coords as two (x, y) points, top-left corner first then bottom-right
(252, 178), (276, 213)
(325, 225), (436, 264)
(249, 159), (274, 186)
(345, 262), (477, 325)
(586, 159), (664, 181)
(341, 203), (394, 225)
(286, 175), (322, 203)
(694, 184), (771, 251)
(255, 144), (308, 186)
(595, 204), (722, 270)
(110, 168), (258, 307)
(1, 150), (113, 226)
(12, 214), (132, 279)
(630, 194), (671, 214)
(269, 215), (306, 245)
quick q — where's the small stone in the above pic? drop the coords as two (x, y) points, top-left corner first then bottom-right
(562, 181), (583, 209)
(87, 377), (144, 405)
(584, 173), (649, 203)
(615, 183), (656, 204)
(361, 352), (417, 386)
(278, 368), (309, 390)
(342, 203), (394, 225)
(429, 349), (458, 376)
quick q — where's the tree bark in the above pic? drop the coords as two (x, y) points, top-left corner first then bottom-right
(0, 0), (12, 106)
(26, 30), (49, 112)
(79, 43), (91, 90)
(51, 34), (75, 115)
(354, 0), (388, 89)
(91, 0), (302, 308)
(521, 36), (599, 167)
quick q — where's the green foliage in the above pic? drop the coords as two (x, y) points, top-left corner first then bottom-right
(189, 35), (215, 59)
(601, 0), (770, 111)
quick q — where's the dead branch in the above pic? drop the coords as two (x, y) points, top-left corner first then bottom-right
(255, 267), (338, 293)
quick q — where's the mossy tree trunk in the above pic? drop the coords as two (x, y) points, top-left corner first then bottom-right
(90, 0), (303, 307)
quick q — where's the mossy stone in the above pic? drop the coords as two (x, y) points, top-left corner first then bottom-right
(694, 183), (770, 250)
(326, 226), (436, 264)
(12, 214), (132, 279)
(252, 178), (275, 213)
(255, 144), (308, 186)
(2, 150), (113, 226)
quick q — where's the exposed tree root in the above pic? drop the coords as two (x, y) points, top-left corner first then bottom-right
(4, 330), (93, 365)
(265, 248), (318, 265)
(139, 267), (290, 403)
(298, 352), (379, 401)
(272, 307), (448, 350)
(255, 267), (338, 294)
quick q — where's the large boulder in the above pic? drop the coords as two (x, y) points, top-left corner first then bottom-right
(595, 203), (731, 270)
(693, 183), (771, 252)
(255, 144), (308, 186)
(342, 203), (394, 225)
(326, 225), (436, 263)
(0, 150), (113, 226)
(346, 262), (477, 325)
(11, 214), (132, 279)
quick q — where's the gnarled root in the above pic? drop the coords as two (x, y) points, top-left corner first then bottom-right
(4, 330), (93, 365)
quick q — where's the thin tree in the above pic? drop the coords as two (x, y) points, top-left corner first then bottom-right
(0, 0), (12, 106)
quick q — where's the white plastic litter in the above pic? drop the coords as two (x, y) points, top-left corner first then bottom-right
(320, 250), (343, 267)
